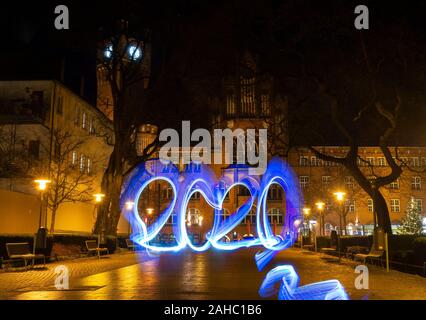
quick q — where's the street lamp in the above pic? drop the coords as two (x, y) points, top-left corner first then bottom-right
(333, 191), (346, 235)
(93, 193), (105, 244)
(125, 201), (135, 211)
(315, 201), (325, 236)
(302, 207), (311, 238)
(34, 179), (51, 228)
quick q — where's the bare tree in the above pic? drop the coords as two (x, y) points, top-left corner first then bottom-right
(40, 130), (96, 233)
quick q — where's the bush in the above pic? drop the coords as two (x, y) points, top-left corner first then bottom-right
(412, 236), (426, 265)
(316, 236), (330, 250)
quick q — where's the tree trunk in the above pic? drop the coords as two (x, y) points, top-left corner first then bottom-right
(373, 192), (392, 234)
(50, 206), (57, 234)
(94, 143), (125, 236)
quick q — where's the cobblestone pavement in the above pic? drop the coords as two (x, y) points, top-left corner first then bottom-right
(1, 247), (426, 300)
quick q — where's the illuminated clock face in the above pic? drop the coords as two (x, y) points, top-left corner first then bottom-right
(128, 45), (142, 60)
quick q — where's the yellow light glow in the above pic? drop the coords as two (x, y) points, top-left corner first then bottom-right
(303, 207), (311, 215)
(146, 208), (154, 215)
(315, 202), (325, 210)
(34, 179), (51, 191)
(198, 216), (203, 226)
(333, 191), (346, 202)
(93, 193), (105, 203)
(125, 201), (134, 210)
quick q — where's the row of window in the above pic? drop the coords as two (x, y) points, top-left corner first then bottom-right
(57, 96), (97, 134)
(225, 92), (271, 117)
(299, 155), (426, 167)
(299, 175), (422, 190)
(368, 198), (423, 213)
(71, 151), (93, 174)
(166, 208), (284, 226)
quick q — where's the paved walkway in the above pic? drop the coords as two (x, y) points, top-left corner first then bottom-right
(0, 249), (146, 299)
(1, 247), (425, 300)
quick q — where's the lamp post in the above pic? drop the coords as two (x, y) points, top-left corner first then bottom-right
(315, 201), (325, 236)
(125, 201), (135, 236)
(93, 193), (105, 244)
(302, 207), (311, 242)
(34, 179), (51, 228)
(333, 191), (346, 235)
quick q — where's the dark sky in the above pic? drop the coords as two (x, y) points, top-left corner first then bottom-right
(1, 0), (425, 146)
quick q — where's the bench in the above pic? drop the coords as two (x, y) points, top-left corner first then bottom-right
(6, 242), (45, 269)
(354, 248), (384, 267)
(85, 240), (109, 259)
(125, 239), (136, 251)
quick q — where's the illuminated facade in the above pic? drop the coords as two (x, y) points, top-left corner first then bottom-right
(0, 80), (114, 234)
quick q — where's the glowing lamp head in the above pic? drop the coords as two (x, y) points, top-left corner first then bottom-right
(34, 179), (51, 191)
(303, 207), (311, 215)
(93, 193), (105, 203)
(125, 201), (135, 210)
(198, 216), (204, 226)
(333, 192), (346, 202)
(146, 208), (154, 215)
(315, 202), (325, 211)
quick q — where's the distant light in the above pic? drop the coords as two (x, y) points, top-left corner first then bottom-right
(125, 201), (134, 210)
(146, 208), (154, 215)
(128, 45), (142, 60)
(303, 207), (311, 215)
(104, 44), (113, 58)
(93, 193), (105, 203)
(315, 202), (325, 210)
(34, 179), (51, 191)
(198, 216), (204, 226)
(333, 191), (346, 202)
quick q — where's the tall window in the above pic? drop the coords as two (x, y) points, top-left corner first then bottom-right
(345, 200), (355, 213)
(366, 157), (375, 166)
(167, 212), (177, 225)
(190, 192), (200, 201)
(87, 157), (92, 174)
(345, 176), (354, 189)
(187, 208), (202, 225)
(377, 157), (386, 166)
(390, 199), (400, 213)
(389, 179), (399, 190)
(300, 176), (309, 189)
(260, 94), (270, 116)
(79, 154), (86, 173)
(268, 208), (283, 225)
(412, 176), (421, 190)
(82, 111), (87, 129)
(413, 198), (423, 212)
(311, 156), (322, 166)
(322, 176), (331, 185)
(226, 95), (236, 116)
(71, 151), (77, 166)
(240, 77), (256, 116)
(367, 199), (374, 212)
(267, 184), (282, 200)
(299, 156), (309, 166)
(163, 187), (173, 200)
(89, 117), (95, 134)
(243, 208), (256, 225)
(410, 157), (420, 167)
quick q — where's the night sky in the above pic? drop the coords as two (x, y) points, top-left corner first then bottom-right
(1, 0), (425, 146)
